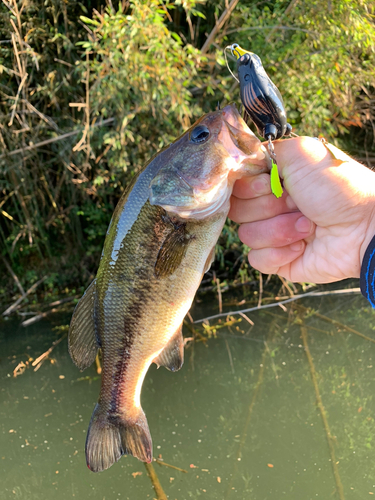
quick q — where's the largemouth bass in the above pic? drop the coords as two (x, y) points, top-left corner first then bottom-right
(68, 104), (270, 472)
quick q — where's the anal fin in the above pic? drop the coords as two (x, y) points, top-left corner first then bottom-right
(68, 280), (100, 371)
(154, 325), (184, 372)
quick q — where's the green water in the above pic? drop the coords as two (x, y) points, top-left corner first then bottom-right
(1, 289), (375, 499)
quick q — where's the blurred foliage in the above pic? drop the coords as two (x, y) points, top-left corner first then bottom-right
(226, 0), (375, 142)
(78, 0), (204, 185)
(0, 0), (374, 307)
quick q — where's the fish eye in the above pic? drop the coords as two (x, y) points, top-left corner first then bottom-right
(190, 125), (210, 144)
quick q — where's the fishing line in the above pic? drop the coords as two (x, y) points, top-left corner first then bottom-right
(224, 44), (239, 83)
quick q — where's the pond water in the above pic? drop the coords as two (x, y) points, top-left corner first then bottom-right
(1, 284), (375, 500)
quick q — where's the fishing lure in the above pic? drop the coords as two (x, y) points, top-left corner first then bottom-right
(225, 44), (293, 198)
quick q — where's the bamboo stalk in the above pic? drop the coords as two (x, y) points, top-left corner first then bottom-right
(21, 307), (63, 327)
(31, 335), (66, 371)
(296, 304), (375, 345)
(300, 321), (345, 500)
(224, 338), (235, 374)
(95, 352), (102, 374)
(1, 256), (25, 296)
(237, 311), (254, 326)
(19, 295), (77, 326)
(194, 288), (361, 324)
(2, 275), (47, 316)
(224, 326), (271, 498)
(154, 458), (188, 473)
(183, 319), (207, 343)
(264, 340), (279, 384)
(257, 272), (263, 307)
(265, 0), (300, 42)
(8, 168), (33, 244)
(278, 275), (296, 296)
(201, 0), (240, 54)
(0, 118), (114, 159)
(144, 462), (168, 500)
(217, 277), (222, 314)
(262, 309), (333, 335)
(8, 72), (28, 127)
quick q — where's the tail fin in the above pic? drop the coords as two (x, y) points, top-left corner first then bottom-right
(85, 403), (152, 472)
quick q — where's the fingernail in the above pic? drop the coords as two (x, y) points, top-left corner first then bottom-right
(295, 216), (312, 233)
(252, 177), (269, 195)
(286, 195), (298, 210)
(290, 241), (303, 252)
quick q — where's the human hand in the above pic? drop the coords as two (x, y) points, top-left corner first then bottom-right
(229, 137), (375, 283)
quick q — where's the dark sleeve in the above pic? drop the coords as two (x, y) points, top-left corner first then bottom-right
(360, 234), (375, 307)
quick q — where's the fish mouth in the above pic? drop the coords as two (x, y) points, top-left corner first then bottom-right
(221, 104), (249, 132)
(218, 106), (260, 163)
(224, 120), (259, 156)
(220, 104), (271, 170)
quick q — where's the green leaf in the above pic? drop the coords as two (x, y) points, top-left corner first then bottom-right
(80, 15), (100, 26)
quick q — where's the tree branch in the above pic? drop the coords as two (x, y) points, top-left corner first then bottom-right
(201, 0), (240, 54)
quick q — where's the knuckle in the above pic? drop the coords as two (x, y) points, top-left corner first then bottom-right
(267, 247), (282, 264)
(238, 223), (252, 245)
(261, 195), (280, 218)
(248, 249), (274, 274)
(228, 198), (241, 222)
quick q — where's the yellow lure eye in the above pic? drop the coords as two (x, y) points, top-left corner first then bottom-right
(229, 44), (253, 59)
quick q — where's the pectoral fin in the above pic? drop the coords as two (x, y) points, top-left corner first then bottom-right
(154, 224), (192, 278)
(203, 246), (216, 274)
(68, 280), (100, 371)
(154, 325), (184, 372)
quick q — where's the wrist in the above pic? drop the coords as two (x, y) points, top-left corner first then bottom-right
(345, 162), (375, 278)
(334, 161), (375, 279)
(357, 175), (375, 304)
(359, 210), (375, 269)
(360, 224), (375, 307)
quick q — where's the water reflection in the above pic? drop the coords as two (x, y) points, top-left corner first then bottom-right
(1, 290), (375, 499)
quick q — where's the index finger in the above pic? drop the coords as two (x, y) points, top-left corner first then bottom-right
(273, 136), (334, 182)
(232, 173), (272, 199)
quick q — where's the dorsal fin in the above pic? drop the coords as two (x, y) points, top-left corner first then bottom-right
(68, 280), (100, 371)
(154, 325), (184, 372)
